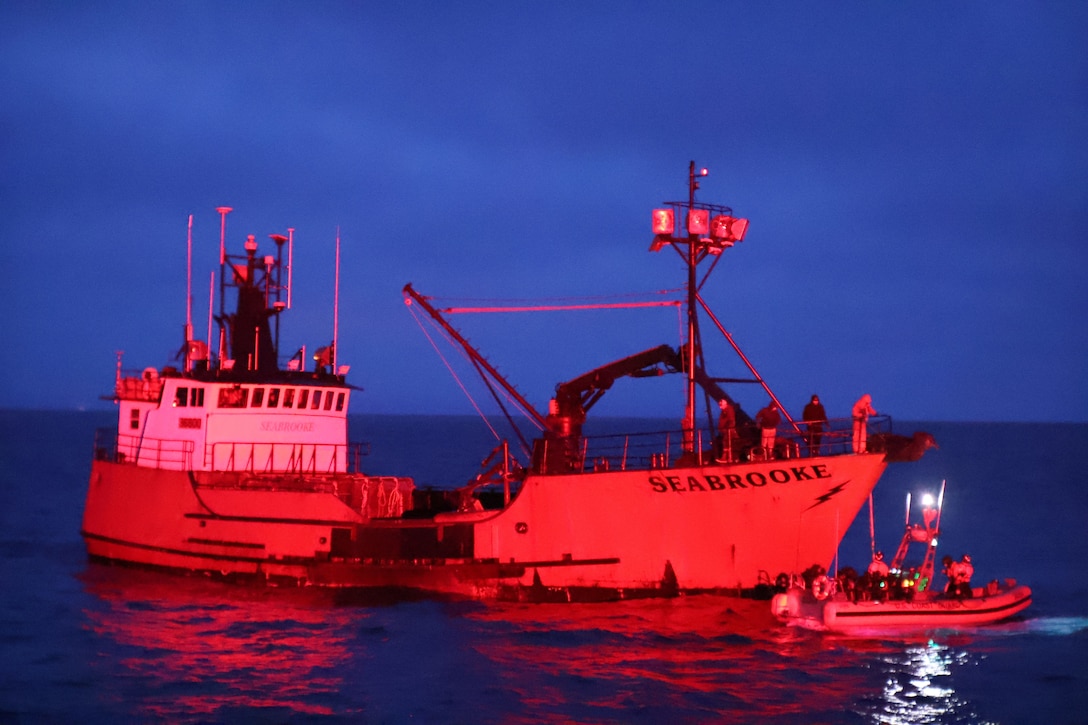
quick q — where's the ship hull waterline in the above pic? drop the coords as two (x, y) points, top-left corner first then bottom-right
(82, 452), (888, 600)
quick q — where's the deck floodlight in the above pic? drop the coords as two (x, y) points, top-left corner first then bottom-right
(652, 208), (674, 235)
(711, 215), (731, 239)
(712, 215), (750, 243)
(649, 235), (669, 252)
(730, 217), (750, 242)
(687, 209), (709, 236)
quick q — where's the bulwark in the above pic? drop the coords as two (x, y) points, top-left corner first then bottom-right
(649, 464), (832, 493)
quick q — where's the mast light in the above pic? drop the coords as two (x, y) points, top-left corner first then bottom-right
(652, 208), (674, 235)
(687, 209), (709, 236)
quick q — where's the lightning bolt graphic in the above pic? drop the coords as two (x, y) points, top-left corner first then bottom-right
(805, 480), (850, 511)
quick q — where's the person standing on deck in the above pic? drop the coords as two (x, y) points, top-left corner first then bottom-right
(852, 394), (877, 453)
(716, 398), (737, 463)
(802, 394), (827, 456)
(755, 402), (780, 459)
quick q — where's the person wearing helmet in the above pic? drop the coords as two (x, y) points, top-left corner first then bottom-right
(957, 554), (975, 598)
(867, 551), (889, 578)
(865, 551), (889, 601)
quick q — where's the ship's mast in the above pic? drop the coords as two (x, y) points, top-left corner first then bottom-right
(650, 162), (751, 447)
(684, 162), (702, 451)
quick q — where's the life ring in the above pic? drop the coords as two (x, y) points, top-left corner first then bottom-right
(813, 575), (833, 600)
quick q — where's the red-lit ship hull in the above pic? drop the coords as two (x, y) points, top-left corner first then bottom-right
(83, 171), (934, 600)
(84, 451), (889, 597)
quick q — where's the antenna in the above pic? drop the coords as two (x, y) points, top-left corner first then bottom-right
(934, 479), (947, 532)
(333, 226), (341, 372)
(207, 270), (214, 369)
(215, 206), (232, 366)
(287, 227), (294, 309)
(868, 492), (876, 557)
(185, 214), (194, 372)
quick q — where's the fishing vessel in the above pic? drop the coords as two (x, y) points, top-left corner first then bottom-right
(83, 165), (935, 600)
(82, 211), (419, 586)
(771, 483), (1032, 630)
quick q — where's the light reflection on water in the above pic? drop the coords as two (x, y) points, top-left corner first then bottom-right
(77, 564), (1044, 723)
(874, 640), (973, 725)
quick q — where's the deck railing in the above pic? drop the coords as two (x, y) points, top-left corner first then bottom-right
(93, 430), (194, 470)
(532, 415), (894, 475)
(205, 441), (366, 475)
(93, 428), (368, 474)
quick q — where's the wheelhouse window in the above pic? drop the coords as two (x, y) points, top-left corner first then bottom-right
(190, 387), (205, 407)
(324, 392), (334, 410)
(297, 389), (309, 409)
(283, 388), (296, 408)
(267, 388), (280, 408)
(336, 392), (346, 411)
(251, 388), (265, 407)
(218, 386), (248, 408)
(130, 408), (140, 430)
(311, 391), (322, 410)
(174, 387), (188, 407)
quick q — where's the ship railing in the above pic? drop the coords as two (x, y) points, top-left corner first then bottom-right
(94, 429), (194, 470)
(532, 415), (894, 474)
(205, 441), (368, 475)
(93, 428), (367, 474)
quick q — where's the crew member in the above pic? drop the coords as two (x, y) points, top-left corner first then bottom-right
(812, 566), (833, 600)
(941, 555), (959, 596)
(716, 398), (737, 463)
(867, 550), (889, 578)
(755, 402), (781, 459)
(852, 394), (877, 453)
(956, 554), (974, 598)
(802, 394), (827, 456)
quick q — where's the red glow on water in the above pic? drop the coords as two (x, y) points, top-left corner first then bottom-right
(82, 569), (358, 719)
(80, 567), (990, 722)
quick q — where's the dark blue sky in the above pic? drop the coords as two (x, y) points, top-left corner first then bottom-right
(2, 2), (1085, 422)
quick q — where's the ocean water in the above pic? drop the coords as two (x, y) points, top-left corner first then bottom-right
(1, 410), (1086, 724)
